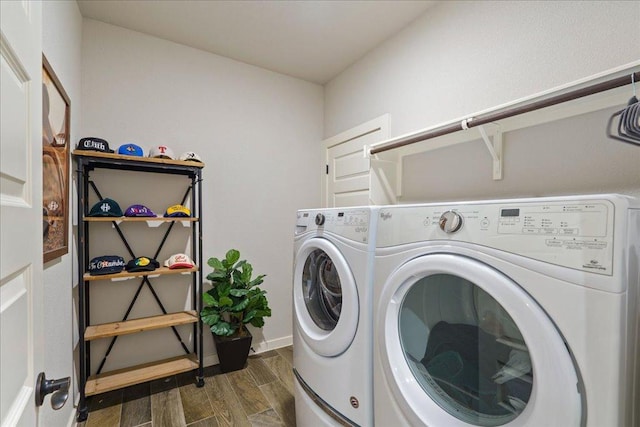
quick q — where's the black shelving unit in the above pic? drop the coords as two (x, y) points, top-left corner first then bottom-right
(73, 151), (204, 422)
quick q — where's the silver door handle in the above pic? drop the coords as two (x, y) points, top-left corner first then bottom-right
(35, 372), (71, 410)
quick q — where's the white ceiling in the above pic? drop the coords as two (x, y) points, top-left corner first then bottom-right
(77, 0), (435, 84)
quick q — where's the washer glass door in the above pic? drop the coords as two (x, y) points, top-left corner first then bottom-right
(379, 253), (581, 426)
(303, 248), (342, 330)
(294, 238), (359, 357)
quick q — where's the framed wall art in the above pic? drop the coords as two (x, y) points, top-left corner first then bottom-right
(42, 55), (70, 262)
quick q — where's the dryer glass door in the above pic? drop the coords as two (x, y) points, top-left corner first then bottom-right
(401, 274), (530, 425)
(379, 253), (581, 427)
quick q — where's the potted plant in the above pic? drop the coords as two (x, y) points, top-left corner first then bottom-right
(200, 249), (272, 372)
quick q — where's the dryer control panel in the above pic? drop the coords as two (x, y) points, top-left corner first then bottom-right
(494, 201), (612, 274)
(296, 208), (371, 243)
(496, 203), (607, 238)
(376, 196), (634, 276)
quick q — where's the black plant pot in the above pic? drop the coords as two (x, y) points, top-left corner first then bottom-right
(213, 330), (252, 373)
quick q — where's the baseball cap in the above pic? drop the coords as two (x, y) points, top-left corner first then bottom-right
(118, 143), (144, 157)
(126, 256), (160, 272)
(124, 204), (156, 217)
(178, 152), (203, 163)
(78, 137), (114, 153)
(87, 198), (123, 217)
(164, 253), (195, 269)
(164, 204), (191, 217)
(149, 145), (174, 160)
(88, 255), (126, 275)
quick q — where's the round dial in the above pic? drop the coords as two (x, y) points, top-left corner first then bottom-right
(439, 210), (463, 233)
(315, 213), (325, 226)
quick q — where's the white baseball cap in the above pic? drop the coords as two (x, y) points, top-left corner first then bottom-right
(149, 145), (175, 160)
(178, 151), (203, 163)
(164, 253), (195, 269)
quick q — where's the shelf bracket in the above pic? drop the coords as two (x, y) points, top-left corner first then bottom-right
(477, 123), (503, 180)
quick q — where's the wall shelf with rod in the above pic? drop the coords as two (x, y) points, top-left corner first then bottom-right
(367, 63), (640, 204)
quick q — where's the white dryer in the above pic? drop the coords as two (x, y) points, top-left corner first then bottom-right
(293, 207), (377, 426)
(373, 194), (639, 427)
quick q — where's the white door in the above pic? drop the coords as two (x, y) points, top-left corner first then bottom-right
(323, 115), (389, 208)
(377, 253), (582, 426)
(293, 238), (359, 357)
(1, 1), (44, 426)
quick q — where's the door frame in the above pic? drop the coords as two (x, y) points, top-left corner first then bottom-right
(321, 114), (389, 208)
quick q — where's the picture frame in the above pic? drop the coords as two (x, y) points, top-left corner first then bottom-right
(42, 55), (70, 263)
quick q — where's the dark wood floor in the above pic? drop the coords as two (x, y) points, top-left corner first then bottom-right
(77, 346), (295, 427)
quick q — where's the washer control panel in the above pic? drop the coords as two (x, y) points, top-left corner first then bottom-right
(378, 198), (620, 275)
(296, 208), (370, 242)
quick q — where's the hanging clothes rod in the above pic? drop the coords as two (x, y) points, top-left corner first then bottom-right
(370, 71), (640, 155)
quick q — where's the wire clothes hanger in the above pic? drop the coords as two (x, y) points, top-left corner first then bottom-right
(607, 73), (640, 146)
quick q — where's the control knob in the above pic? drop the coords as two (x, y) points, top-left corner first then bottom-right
(439, 210), (463, 233)
(315, 213), (325, 226)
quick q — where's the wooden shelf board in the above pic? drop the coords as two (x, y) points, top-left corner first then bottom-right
(73, 149), (205, 168)
(84, 217), (198, 222)
(84, 311), (198, 341)
(83, 266), (198, 281)
(85, 355), (199, 396)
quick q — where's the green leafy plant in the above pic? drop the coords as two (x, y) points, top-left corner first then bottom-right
(200, 249), (272, 337)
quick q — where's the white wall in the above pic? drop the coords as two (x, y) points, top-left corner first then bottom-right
(42, 1), (82, 425)
(81, 20), (323, 371)
(325, 1), (640, 201)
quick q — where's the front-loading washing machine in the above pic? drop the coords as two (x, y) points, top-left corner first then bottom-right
(293, 207), (378, 426)
(373, 194), (639, 427)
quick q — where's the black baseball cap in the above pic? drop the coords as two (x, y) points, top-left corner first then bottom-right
(78, 137), (114, 153)
(87, 198), (123, 217)
(126, 257), (160, 272)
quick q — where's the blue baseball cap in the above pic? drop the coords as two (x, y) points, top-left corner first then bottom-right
(118, 143), (144, 157)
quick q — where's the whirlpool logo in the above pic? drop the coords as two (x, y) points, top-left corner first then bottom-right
(583, 259), (606, 271)
(380, 211), (392, 221)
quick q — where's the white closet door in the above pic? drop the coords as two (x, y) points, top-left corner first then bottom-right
(323, 115), (389, 207)
(1, 1), (44, 425)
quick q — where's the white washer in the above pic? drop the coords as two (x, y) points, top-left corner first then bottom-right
(293, 207), (377, 426)
(373, 194), (639, 427)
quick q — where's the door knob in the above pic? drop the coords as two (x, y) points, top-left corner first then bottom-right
(35, 372), (70, 410)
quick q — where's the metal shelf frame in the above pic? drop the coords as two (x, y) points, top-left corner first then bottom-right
(74, 152), (204, 422)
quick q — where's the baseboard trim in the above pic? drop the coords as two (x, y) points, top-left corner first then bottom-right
(66, 407), (77, 427)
